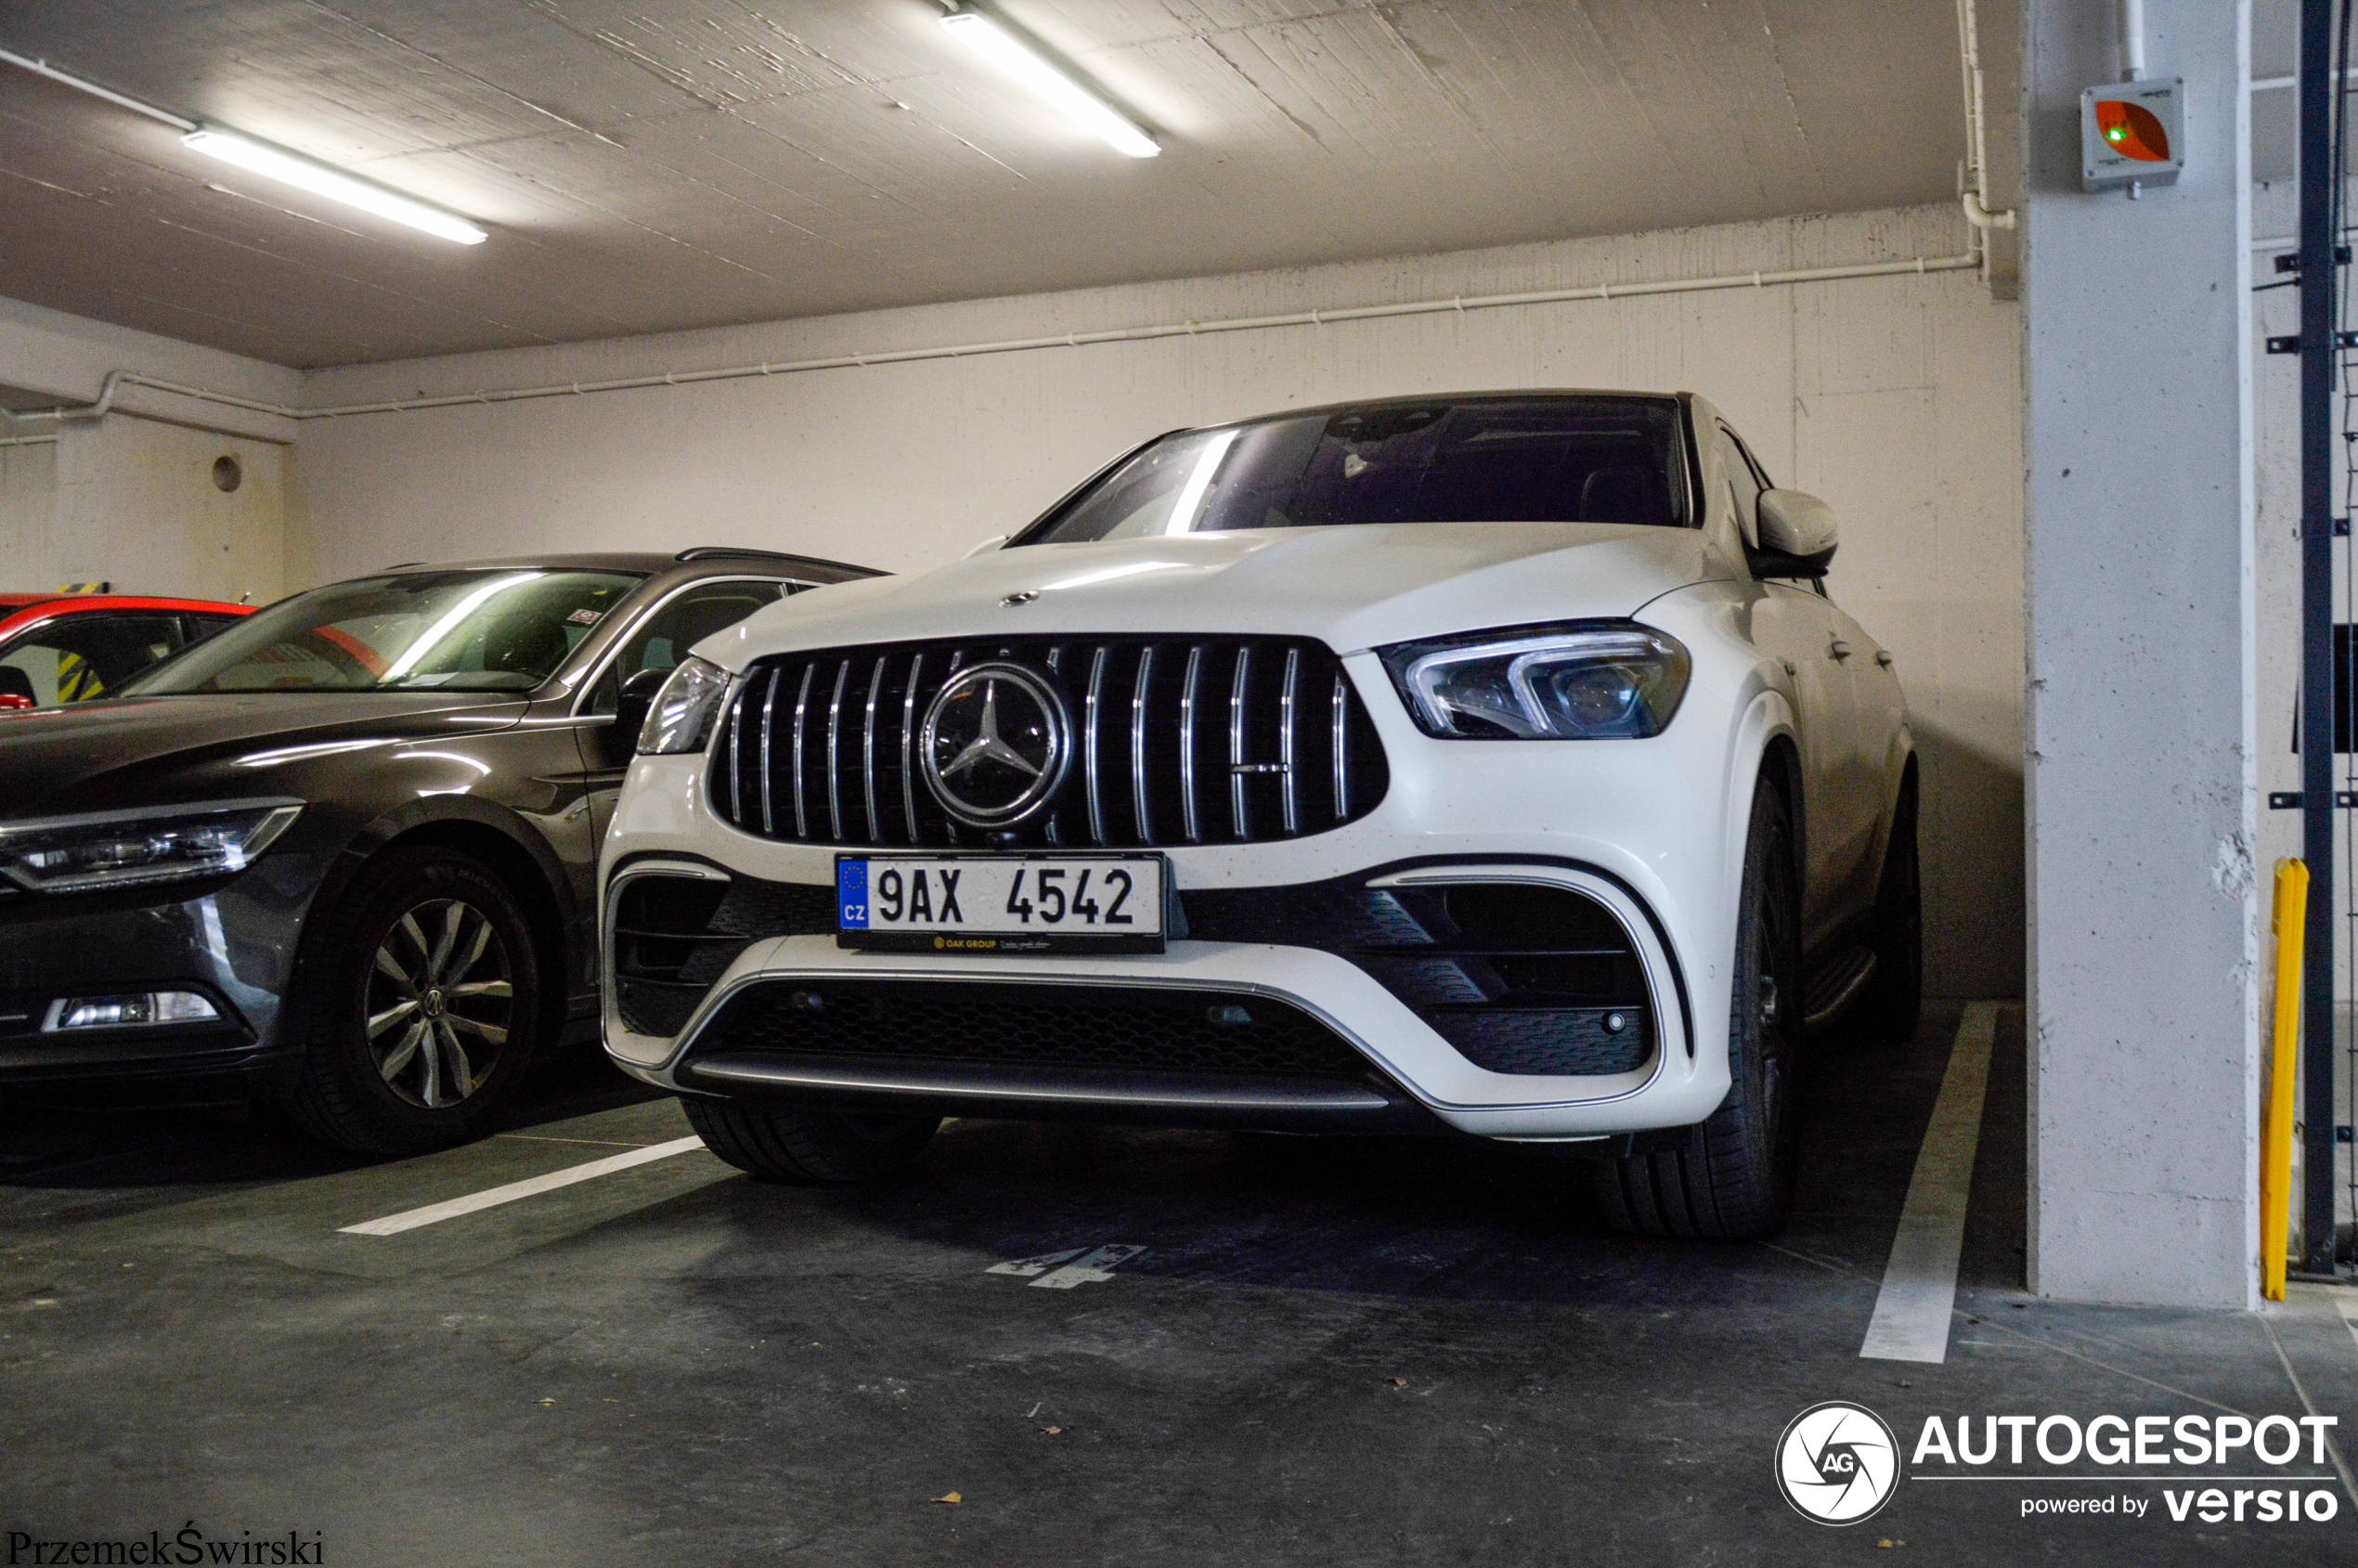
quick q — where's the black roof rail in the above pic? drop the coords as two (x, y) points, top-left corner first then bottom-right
(673, 546), (889, 578)
(675, 546), (801, 563)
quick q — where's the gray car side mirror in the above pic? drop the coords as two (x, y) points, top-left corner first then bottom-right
(1752, 489), (1839, 578)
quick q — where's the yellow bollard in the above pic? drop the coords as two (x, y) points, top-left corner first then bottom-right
(2263, 859), (2310, 1302)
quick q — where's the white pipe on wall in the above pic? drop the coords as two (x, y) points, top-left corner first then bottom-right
(1956, 0), (2017, 236)
(2119, 0), (2146, 81)
(5, 247), (1984, 428)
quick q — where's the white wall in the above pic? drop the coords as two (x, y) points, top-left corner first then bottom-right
(0, 419), (284, 606)
(292, 202), (2025, 996)
(0, 293), (293, 602)
(0, 439), (58, 590)
(52, 419), (285, 606)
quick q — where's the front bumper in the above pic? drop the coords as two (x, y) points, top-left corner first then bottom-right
(602, 641), (1757, 1141)
(0, 853), (325, 1088)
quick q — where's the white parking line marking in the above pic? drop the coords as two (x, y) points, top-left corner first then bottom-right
(987, 1243), (1147, 1288)
(1859, 1002), (1999, 1364)
(1031, 1244), (1147, 1289)
(988, 1249), (1087, 1277)
(496, 1134), (660, 1149)
(338, 1135), (708, 1236)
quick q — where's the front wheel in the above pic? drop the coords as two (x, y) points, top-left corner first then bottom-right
(683, 1097), (940, 1184)
(1594, 774), (1801, 1239)
(285, 847), (543, 1155)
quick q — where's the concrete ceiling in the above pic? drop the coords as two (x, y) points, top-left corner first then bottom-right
(0, 1), (1983, 369)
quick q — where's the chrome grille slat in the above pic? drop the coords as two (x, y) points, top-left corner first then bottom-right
(825, 659), (849, 843)
(1180, 645), (1205, 843)
(862, 654), (886, 844)
(1279, 648), (1300, 836)
(1331, 672), (1350, 821)
(900, 651), (924, 845)
(714, 635), (1382, 850)
(725, 676), (745, 822)
(1132, 645), (1156, 843)
(758, 667), (782, 836)
(790, 664), (816, 839)
(1084, 645), (1108, 845)
(1228, 645), (1250, 839)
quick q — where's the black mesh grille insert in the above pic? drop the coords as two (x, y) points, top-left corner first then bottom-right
(689, 980), (1378, 1082)
(706, 635), (1388, 849)
(1185, 876), (1656, 1077)
(611, 874), (835, 1038)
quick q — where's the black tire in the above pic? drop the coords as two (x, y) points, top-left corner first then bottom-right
(1594, 775), (1801, 1239)
(682, 1096), (940, 1185)
(284, 846), (544, 1155)
(1845, 772), (1924, 1047)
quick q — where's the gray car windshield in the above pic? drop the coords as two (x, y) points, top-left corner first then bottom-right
(1017, 396), (1688, 545)
(123, 570), (642, 693)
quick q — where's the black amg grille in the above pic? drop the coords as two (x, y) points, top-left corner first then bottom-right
(1185, 877), (1657, 1076)
(688, 980), (1379, 1082)
(610, 873), (835, 1037)
(706, 635), (1388, 849)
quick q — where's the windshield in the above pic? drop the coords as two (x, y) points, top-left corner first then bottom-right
(1017, 396), (1689, 546)
(124, 570), (642, 694)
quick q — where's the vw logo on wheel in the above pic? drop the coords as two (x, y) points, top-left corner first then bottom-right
(919, 662), (1072, 827)
(1774, 1402), (1899, 1525)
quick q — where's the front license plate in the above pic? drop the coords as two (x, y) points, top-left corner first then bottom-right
(836, 854), (1167, 953)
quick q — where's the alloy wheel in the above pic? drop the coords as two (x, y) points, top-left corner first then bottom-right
(363, 898), (514, 1109)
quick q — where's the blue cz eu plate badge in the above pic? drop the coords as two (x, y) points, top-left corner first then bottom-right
(836, 859), (869, 929)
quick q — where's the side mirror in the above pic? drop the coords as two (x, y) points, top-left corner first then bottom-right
(1752, 489), (1840, 578)
(615, 667), (671, 750)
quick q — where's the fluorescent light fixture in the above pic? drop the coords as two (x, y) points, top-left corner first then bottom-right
(181, 128), (487, 244)
(939, 9), (1159, 159)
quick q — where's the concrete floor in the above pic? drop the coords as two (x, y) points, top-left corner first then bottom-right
(1, 1002), (2352, 1565)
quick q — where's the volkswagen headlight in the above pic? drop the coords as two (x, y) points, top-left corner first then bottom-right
(638, 656), (735, 755)
(1380, 622), (1691, 739)
(0, 798), (304, 893)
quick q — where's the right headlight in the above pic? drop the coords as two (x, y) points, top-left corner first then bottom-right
(637, 656), (735, 755)
(0, 798), (303, 893)
(1380, 621), (1691, 740)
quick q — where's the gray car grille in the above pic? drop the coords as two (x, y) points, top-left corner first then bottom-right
(706, 636), (1389, 849)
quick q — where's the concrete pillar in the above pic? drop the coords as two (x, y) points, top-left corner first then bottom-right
(2023, 0), (2257, 1308)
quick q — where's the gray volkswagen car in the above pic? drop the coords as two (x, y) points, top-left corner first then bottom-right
(0, 549), (878, 1153)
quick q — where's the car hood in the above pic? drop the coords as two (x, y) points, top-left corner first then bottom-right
(0, 691), (526, 818)
(702, 523), (1716, 666)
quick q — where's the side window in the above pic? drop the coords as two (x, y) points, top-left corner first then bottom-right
(1715, 424), (1762, 541)
(0, 614), (185, 706)
(1730, 432), (1774, 492)
(182, 613), (244, 644)
(585, 581), (784, 716)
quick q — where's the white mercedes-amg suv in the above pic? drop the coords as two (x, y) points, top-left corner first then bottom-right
(601, 392), (1916, 1239)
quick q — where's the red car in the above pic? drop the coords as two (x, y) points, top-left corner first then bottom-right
(0, 593), (254, 711)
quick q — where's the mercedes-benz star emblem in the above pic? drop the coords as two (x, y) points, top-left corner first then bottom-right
(919, 662), (1071, 827)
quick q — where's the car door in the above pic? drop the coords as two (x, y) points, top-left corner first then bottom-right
(573, 577), (792, 843)
(1730, 426), (1891, 929)
(1711, 422), (1871, 948)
